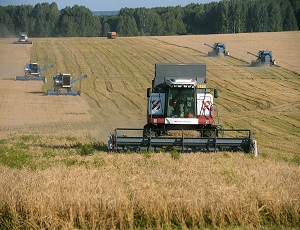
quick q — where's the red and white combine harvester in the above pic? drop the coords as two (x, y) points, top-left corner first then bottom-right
(108, 63), (257, 155)
(107, 32), (116, 39)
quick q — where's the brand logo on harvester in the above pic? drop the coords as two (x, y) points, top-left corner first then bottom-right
(166, 118), (193, 124)
(174, 120), (191, 123)
(151, 99), (161, 110)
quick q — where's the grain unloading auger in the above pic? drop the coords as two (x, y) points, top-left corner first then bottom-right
(108, 63), (258, 155)
(15, 62), (54, 82)
(46, 73), (88, 95)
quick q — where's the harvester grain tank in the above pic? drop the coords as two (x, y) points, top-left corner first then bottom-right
(108, 63), (257, 155)
(15, 62), (53, 82)
(46, 73), (88, 95)
(13, 32), (32, 44)
(247, 50), (275, 66)
(107, 32), (116, 39)
(204, 42), (229, 56)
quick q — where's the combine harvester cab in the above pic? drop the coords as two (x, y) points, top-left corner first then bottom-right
(108, 63), (257, 155)
(204, 42), (229, 57)
(13, 32), (33, 44)
(247, 50), (276, 67)
(46, 73), (88, 96)
(15, 63), (53, 82)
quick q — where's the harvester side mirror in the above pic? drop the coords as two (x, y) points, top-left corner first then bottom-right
(147, 88), (151, 97)
(214, 89), (218, 98)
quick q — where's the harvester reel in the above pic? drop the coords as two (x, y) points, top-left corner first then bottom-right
(109, 128), (257, 154)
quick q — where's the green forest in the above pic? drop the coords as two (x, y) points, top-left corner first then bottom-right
(0, 0), (299, 37)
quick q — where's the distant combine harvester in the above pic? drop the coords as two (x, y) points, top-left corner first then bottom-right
(107, 32), (116, 39)
(204, 42), (229, 57)
(13, 32), (32, 44)
(46, 73), (88, 96)
(247, 50), (276, 67)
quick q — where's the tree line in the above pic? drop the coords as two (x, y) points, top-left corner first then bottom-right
(0, 0), (299, 38)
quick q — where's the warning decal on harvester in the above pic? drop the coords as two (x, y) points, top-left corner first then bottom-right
(151, 99), (161, 111)
(201, 100), (211, 111)
(197, 94), (213, 116)
(149, 93), (165, 115)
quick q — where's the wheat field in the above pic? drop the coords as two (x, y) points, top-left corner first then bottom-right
(0, 31), (299, 228)
(0, 140), (299, 229)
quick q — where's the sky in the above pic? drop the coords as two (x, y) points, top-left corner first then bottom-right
(0, 0), (219, 11)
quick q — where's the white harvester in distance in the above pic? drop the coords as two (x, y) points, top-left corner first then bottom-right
(13, 32), (33, 44)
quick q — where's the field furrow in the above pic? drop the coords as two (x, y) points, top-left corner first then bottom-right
(0, 33), (300, 229)
(0, 32), (299, 155)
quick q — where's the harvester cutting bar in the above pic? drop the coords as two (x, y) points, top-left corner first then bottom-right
(46, 90), (80, 96)
(13, 41), (33, 44)
(108, 128), (257, 154)
(15, 76), (46, 82)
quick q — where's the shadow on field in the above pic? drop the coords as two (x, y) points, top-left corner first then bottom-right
(34, 142), (108, 155)
(27, 91), (46, 95)
(2, 78), (16, 81)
